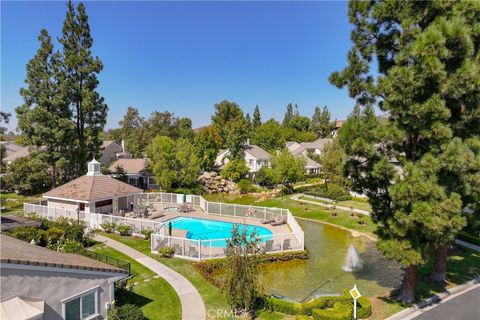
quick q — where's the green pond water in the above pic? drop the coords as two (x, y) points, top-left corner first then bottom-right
(259, 220), (403, 301)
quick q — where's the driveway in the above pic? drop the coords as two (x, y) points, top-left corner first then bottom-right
(411, 286), (480, 320)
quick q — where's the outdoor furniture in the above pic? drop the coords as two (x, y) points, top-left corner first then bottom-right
(283, 238), (291, 250)
(263, 240), (274, 253)
(262, 213), (275, 224)
(188, 245), (198, 257)
(271, 216), (286, 226)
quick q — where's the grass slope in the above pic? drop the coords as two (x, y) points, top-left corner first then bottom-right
(91, 244), (181, 320)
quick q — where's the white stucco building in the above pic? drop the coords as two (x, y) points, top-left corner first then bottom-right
(215, 143), (270, 173)
(43, 159), (142, 214)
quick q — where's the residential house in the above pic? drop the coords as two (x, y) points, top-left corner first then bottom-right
(99, 140), (132, 167)
(331, 120), (345, 138)
(0, 234), (128, 320)
(285, 138), (331, 175)
(1, 142), (47, 166)
(108, 158), (157, 189)
(215, 142), (270, 174)
(43, 159), (142, 214)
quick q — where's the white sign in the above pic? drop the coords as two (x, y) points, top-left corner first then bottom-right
(349, 284), (361, 319)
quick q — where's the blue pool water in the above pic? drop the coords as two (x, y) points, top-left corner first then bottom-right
(167, 217), (273, 247)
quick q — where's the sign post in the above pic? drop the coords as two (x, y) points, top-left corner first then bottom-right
(349, 284), (361, 319)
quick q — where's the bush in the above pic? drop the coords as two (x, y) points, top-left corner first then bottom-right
(312, 302), (352, 320)
(302, 183), (351, 201)
(221, 159), (249, 182)
(8, 226), (44, 245)
(108, 304), (145, 320)
(255, 167), (277, 187)
(237, 179), (255, 194)
(357, 297), (372, 319)
(266, 297), (305, 315)
(457, 231), (480, 246)
(117, 224), (133, 236)
(336, 195), (352, 202)
(101, 222), (117, 233)
(58, 239), (84, 254)
(140, 229), (154, 240)
(158, 246), (175, 258)
(44, 226), (65, 245)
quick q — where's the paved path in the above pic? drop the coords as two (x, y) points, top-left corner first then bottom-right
(455, 239), (480, 252)
(290, 193), (371, 216)
(409, 286), (480, 320)
(95, 235), (206, 320)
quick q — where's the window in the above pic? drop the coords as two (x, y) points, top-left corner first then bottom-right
(63, 288), (99, 320)
(129, 178), (136, 185)
(248, 159), (254, 166)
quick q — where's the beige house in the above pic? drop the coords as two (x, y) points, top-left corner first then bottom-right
(108, 158), (157, 189)
(1, 235), (128, 320)
(43, 159), (142, 214)
(215, 142), (270, 173)
(99, 140), (132, 167)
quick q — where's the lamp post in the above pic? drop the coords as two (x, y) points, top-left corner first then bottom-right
(349, 284), (361, 320)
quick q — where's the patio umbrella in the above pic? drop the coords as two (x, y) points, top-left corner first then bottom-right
(168, 221), (172, 236)
(183, 192), (187, 203)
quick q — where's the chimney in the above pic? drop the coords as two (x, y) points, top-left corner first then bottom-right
(121, 140), (126, 153)
(246, 138), (250, 145)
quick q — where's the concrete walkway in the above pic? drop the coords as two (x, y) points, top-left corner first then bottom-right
(95, 235), (206, 320)
(290, 193), (371, 216)
(455, 239), (480, 252)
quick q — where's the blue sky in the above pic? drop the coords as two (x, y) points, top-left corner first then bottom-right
(1, 1), (354, 132)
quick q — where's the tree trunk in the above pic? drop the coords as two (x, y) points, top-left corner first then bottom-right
(432, 244), (448, 283)
(399, 265), (417, 303)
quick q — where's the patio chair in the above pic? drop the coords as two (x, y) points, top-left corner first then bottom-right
(270, 216), (286, 226)
(188, 246), (198, 258)
(282, 238), (291, 250)
(173, 243), (182, 255)
(262, 213), (275, 224)
(263, 240), (274, 253)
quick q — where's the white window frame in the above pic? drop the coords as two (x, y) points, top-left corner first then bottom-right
(61, 286), (100, 320)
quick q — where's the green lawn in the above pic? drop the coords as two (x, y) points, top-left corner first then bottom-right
(0, 192), (41, 215)
(91, 244), (181, 320)
(99, 233), (230, 319)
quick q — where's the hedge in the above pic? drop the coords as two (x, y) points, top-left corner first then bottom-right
(265, 293), (372, 319)
(193, 250), (309, 287)
(457, 231), (480, 246)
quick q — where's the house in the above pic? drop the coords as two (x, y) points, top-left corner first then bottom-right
(43, 159), (142, 214)
(0, 234), (128, 320)
(108, 158), (157, 189)
(302, 155), (321, 175)
(99, 140), (132, 166)
(287, 138), (332, 157)
(331, 120), (345, 137)
(0, 141), (24, 157)
(1, 143), (46, 166)
(215, 142), (270, 173)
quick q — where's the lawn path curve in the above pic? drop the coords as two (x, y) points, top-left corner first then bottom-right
(94, 234), (206, 320)
(291, 193), (371, 216)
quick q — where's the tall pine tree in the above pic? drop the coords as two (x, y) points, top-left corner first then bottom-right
(331, 1), (479, 302)
(252, 104), (262, 129)
(17, 29), (74, 187)
(59, 1), (108, 176)
(310, 105), (331, 138)
(282, 103), (294, 127)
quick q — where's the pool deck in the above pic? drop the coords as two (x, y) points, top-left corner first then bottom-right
(149, 203), (293, 235)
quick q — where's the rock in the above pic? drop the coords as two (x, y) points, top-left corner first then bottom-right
(198, 171), (238, 194)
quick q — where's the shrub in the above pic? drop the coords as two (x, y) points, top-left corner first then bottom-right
(266, 297), (305, 315)
(44, 226), (65, 245)
(237, 179), (255, 194)
(221, 159), (249, 182)
(356, 296), (372, 319)
(58, 239), (84, 254)
(140, 229), (154, 240)
(312, 302), (352, 320)
(107, 304), (145, 320)
(255, 167), (277, 187)
(336, 195), (352, 202)
(101, 222), (117, 233)
(303, 183), (351, 201)
(158, 246), (175, 258)
(117, 224), (133, 236)
(8, 226), (43, 244)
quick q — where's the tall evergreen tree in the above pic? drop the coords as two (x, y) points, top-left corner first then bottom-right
(252, 104), (262, 129)
(318, 106), (331, 138)
(282, 103), (294, 127)
(59, 1), (108, 175)
(245, 113), (252, 134)
(16, 29), (74, 187)
(331, 1), (479, 302)
(119, 107), (148, 157)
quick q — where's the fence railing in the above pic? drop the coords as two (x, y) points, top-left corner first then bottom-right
(24, 191), (305, 261)
(79, 249), (131, 274)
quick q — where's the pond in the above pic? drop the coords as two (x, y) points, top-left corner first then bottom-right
(259, 219), (402, 301)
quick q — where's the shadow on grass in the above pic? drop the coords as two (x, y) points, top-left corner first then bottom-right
(117, 289), (153, 308)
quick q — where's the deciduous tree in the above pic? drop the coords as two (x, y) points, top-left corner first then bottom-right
(251, 119), (285, 152)
(194, 126), (222, 172)
(271, 150), (305, 193)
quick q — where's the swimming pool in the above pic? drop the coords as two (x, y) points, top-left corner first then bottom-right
(167, 217), (273, 247)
